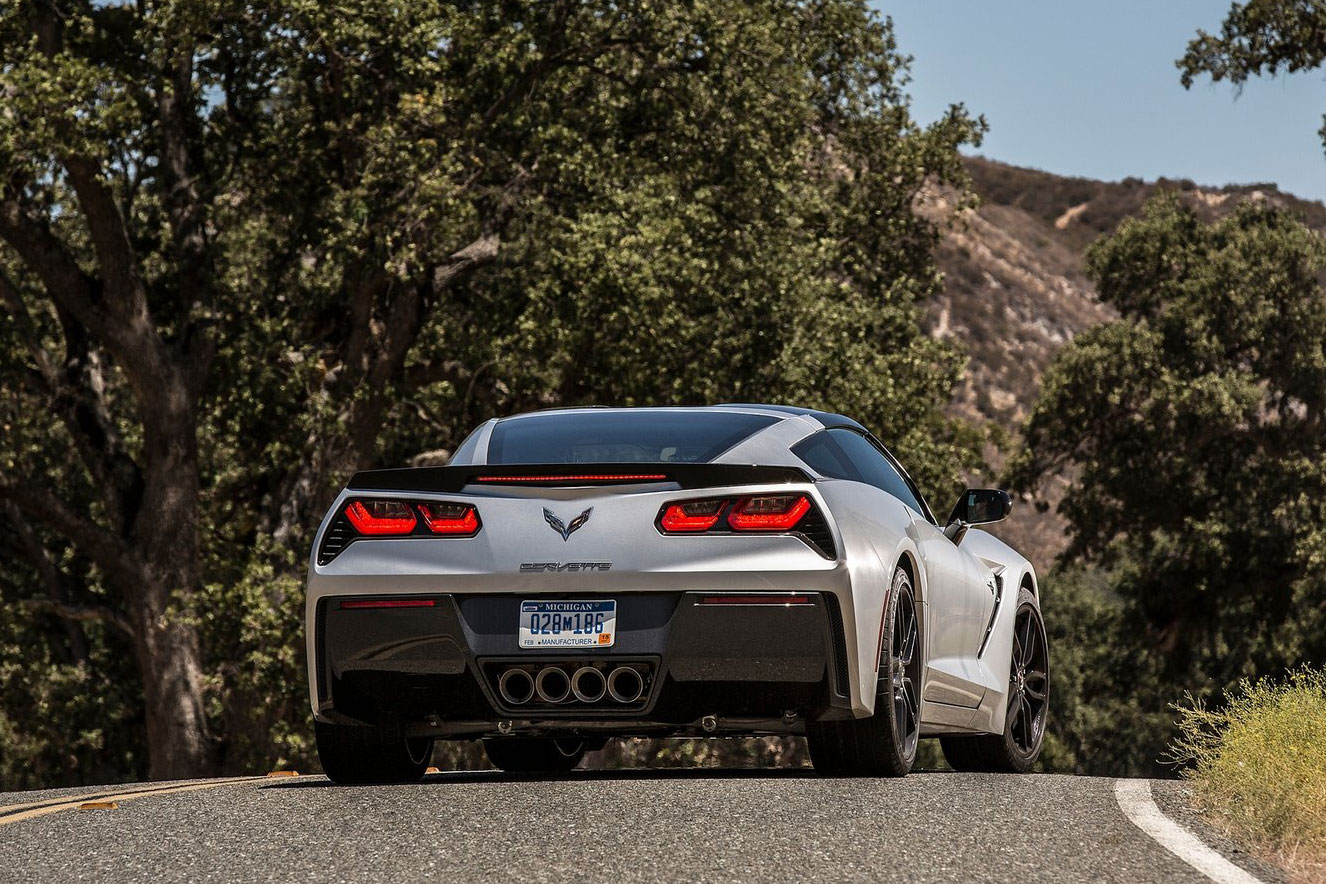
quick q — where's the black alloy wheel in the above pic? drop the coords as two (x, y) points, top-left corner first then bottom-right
(940, 589), (1048, 773)
(315, 719), (433, 785)
(1008, 603), (1049, 755)
(807, 565), (920, 777)
(889, 581), (922, 761)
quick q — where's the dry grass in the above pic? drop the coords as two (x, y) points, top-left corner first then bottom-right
(1171, 668), (1326, 883)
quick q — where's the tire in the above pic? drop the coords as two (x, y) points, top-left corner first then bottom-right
(808, 565), (921, 777)
(483, 738), (586, 773)
(941, 589), (1048, 773)
(315, 719), (432, 785)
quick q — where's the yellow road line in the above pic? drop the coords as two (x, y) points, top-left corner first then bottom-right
(0, 777), (264, 827)
(0, 779), (233, 817)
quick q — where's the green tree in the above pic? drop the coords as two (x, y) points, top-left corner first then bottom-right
(1178, 0), (1326, 153)
(1010, 194), (1326, 772)
(0, 1), (983, 782)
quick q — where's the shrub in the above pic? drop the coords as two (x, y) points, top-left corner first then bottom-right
(1171, 668), (1326, 882)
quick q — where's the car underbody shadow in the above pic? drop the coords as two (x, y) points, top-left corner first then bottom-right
(260, 765), (958, 788)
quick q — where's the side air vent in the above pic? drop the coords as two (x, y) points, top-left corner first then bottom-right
(823, 594), (851, 698)
(314, 599), (331, 703)
(317, 512), (356, 566)
(795, 507), (836, 559)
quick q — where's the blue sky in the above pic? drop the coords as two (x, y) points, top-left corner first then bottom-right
(878, 1), (1325, 202)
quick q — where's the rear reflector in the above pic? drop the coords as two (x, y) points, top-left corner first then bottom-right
(340, 599), (436, 610)
(474, 473), (668, 484)
(727, 495), (812, 531)
(344, 499), (418, 535)
(696, 594), (813, 606)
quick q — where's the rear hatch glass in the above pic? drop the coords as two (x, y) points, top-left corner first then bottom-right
(487, 411), (778, 464)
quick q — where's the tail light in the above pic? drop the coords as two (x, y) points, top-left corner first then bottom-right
(727, 495), (811, 531)
(338, 499), (481, 540)
(657, 493), (826, 546)
(345, 500), (418, 535)
(659, 498), (725, 532)
(418, 502), (481, 535)
(320, 498), (483, 565)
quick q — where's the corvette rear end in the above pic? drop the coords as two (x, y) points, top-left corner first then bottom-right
(306, 406), (1045, 783)
(307, 462), (860, 758)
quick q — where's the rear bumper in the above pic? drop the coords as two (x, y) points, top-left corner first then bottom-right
(311, 591), (854, 737)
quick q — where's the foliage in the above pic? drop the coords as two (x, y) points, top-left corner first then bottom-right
(1010, 193), (1326, 774)
(1178, 0), (1326, 155)
(0, 0), (984, 784)
(0, 604), (141, 791)
(596, 737), (810, 771)
(1034, 567), (1175, 776)
(1171, 667), (1326, 882)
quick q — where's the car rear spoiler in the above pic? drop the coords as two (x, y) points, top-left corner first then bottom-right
(345, 463), (813, 493)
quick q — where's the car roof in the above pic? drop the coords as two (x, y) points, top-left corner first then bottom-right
(712, 403), (866, 431)
(493, 404), (865, 432)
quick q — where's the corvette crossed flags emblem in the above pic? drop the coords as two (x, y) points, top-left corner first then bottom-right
(544, 507), (593, 541)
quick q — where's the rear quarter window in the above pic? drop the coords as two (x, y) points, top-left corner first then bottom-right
(793, 429), (929, 518)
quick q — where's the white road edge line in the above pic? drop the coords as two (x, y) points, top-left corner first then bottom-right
(1113, 779), (1265, 884)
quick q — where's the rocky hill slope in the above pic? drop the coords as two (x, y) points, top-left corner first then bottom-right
(930, 157), (1326, 562)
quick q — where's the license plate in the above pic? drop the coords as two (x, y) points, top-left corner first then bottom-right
(519, 599), (616, 649)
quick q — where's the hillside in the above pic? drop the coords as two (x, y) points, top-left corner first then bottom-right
(930, 157), (1326, 561)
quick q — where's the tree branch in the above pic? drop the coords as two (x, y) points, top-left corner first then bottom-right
(156, 36), (217, 394)
(0, 265), (60, 384)
(1, 266), (145, 532)
(0, 482), (138, 585)
(19, 2), (187, 408)
(431, 233), (501, 293)
(21, 598), (134, 638)
(0, 191), (107, 337)
(1, 500), (92, 660)
(402, 358), (470, 391)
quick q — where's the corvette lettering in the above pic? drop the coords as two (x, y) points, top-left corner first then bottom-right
(519, 562), (613, 573)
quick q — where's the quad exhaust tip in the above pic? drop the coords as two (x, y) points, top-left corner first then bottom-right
(571, 666), (607, 703)
(607, 666), (644, 704)
(497, 664), (646, 706)
(535, 666), (572, 703)
(498, 668), (535, 706)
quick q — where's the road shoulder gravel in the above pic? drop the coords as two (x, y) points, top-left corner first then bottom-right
(1149, 778), (1289, 884)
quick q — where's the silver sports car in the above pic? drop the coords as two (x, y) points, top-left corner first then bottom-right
(305, 405), (1048, 782)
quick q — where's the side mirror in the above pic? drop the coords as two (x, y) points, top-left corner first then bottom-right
(944, 489), (1012, 543)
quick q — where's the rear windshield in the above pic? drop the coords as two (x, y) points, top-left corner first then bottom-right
(486, 411), (778, 464)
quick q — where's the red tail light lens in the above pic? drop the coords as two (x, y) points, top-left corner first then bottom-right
(345, 500), (418, 535)
(419, 503), (480, 535)
(658, 494), (816, 535)
(659, 498), (725, 532)
(727, 495), (812, 531)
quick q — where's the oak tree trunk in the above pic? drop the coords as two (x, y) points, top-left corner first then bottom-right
(129, 581), (215, 780)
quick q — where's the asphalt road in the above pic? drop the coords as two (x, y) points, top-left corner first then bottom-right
(0, 769), (1286, 883)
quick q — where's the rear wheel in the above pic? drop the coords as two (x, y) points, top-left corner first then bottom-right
(941, 590), (1048, 772)
(483, 737), (586, 773)
(315, 720), (432, 785)
(808, 565), (921, 777)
